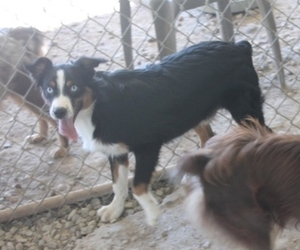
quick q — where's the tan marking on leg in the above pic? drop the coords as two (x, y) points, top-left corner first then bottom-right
(133, 183), (147, 196)
(112, 162), (119, 183)
(194, 123), (214, 147)
(52, 133), (69, 159)
(38, 119), (48, 137)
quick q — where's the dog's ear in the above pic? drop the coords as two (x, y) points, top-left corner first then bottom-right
(24, 57), (53, 86)
(178, 149), (212, 176)
(73, 57), (107, 71)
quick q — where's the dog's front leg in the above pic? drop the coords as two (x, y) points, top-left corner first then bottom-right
(132, 144), (161, 226)
(97, 154), (129, 223)
(52, 133), (69, 159)
(26, 118), (48, 143)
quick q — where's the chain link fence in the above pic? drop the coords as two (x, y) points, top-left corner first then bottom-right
(0, 0), (300, 238)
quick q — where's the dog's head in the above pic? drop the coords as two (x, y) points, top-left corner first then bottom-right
(25, 56), (107, 140)
(7, 27), (45, 58)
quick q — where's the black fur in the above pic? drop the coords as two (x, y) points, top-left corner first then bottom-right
(91, 41), (266, 149)
(27, 40), (268, 224)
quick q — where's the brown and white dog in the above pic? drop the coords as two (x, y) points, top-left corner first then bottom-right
(0, 27), (68, 158)
(178, 118), (300, 250)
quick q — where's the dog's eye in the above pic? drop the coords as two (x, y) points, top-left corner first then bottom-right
(47, 87), (53, 94)
(71, 85), (78, 92)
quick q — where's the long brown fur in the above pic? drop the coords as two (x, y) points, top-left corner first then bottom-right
(0, 27), (68, 158)
(179, 118), (300, 250)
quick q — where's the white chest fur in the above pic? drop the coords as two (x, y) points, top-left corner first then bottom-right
(74, 103), (129, 156)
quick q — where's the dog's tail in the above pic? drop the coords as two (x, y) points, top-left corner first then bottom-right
(175, 149), (212, 180)
(236, 40), (253, 56)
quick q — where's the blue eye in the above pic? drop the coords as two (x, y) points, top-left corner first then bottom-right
(71, 85), (78, 92)
(47, 87), (53, 94)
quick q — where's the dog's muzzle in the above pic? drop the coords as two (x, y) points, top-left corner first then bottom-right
(53, 107), (67, 119)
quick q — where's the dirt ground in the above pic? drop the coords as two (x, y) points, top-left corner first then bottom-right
(1, 0), (300, 249)
(75, 188), (300, 250)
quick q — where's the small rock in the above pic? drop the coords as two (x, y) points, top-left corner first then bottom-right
(203, 240), (211, 248)
(71, 214), (80, 223)
(3, 143), (12, 149)
(54, 222), (62, 229)
(65, 221), (73, 229)
(125, 201), (135, 209)
(9, 227), (18, 235)
(41, 225), (52, 232)
(80, 208), (90, 218)
(47, 241), (58, 249)
(149, 242), (156, 247)
(14, 236), (27, 243)
(38, 240), (44, 247)
(57, 205), (71, 217)
(147, 37), (156, 43)
(50, 229), (57, 238)
(88, 210), (96, 217)
(60, 234), (70, 241)
(75, 230), (81, 238)
(5, 232), (12, 240)
(54, 234), (60, 240)
(70, 226), (77, 233)
(131, 235), (138, 242)
(244, 23), (258, 34)
(67, 209), (77, 221)
(161, 230), (168, 237)
(25, 230), (33, 237)
(90, 198), (101, 209)
(125, 209), (134, 216)
(155, 190), (164, 196)
(6, 242), (15, 250)
(15, 184), (22, 189)
(15, 243), (23, 250)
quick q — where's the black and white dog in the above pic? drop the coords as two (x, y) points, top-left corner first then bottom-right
(25, 41), (268, 226)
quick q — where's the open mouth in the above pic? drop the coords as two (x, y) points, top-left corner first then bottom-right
(57, 102), (83, 142)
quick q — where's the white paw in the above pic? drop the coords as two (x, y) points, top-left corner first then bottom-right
(97, 203), (124, 223)
(26, 134), (46, 144)
(134, 192), (161, 226)
(145, 204), (160, 226)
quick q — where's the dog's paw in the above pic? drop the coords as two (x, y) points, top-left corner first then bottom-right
(97, 203), (124, 223)
(26, 134), (46, 144)
(134, 192), (160, 226)
(52, 147), (68, 159)
(145, 204), (160, 226)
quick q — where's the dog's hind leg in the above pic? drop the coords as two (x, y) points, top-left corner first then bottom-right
(194, 123), (214, 148)
(132, 144), (161, 226)
(98, 154), (129, 223)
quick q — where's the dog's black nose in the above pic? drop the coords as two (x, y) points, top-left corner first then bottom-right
(54, 107), (67, 119)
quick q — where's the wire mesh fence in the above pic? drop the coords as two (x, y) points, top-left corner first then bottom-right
(0, 0), (300, 240)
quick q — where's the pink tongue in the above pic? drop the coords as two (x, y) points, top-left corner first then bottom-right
(58, 117), (78, 141)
